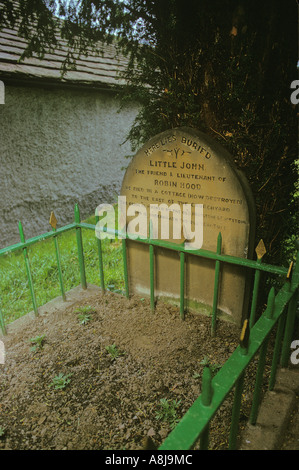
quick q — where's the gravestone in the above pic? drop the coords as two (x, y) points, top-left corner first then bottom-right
(120, 127), (255, 326)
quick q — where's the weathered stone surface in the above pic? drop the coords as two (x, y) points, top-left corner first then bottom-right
(121, 127), (255, 326)
(0, 85), (138, 247)
(240, 369), (299, 450)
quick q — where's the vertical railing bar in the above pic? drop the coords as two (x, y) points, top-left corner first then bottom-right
(149, 244), (155, 310)
(0, 303), (7, 335)
(250, 239), (267, 328)
(95, 215), (105, 291)
(249, 287), (275, 425)
(74, 204), (87, 290)
(122, 238), (129, 299)
(249, 260), (261, 328)
(201, 366), (213, 405)
(18, 221), (38, 316)
(199, 425), (210, 451)
(49, 214), (66, 302)
(228, 318), (249, 449)
(265, 286), (275, 319)
(211, 232), (222, 337)
(53, 230), (66, 301)
(149, 220), (155, 311)
(249, 336), (269, 425)
(199, 366), (213, 450)
(149, 245), (155, 311)
(240, 318), (250, 356)
(268, 311), (286, 391)
(228, 371), (245, 450)
(180, 250), (185, 320)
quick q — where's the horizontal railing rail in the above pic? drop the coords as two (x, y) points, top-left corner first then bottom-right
(0, 221), (289, 277)
(0, 223), (77, 257)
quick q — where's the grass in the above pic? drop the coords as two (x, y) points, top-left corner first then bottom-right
(30, 334), (46, 352)
(0, 214), (125, 326)
(49, 373), (73, 390)
(75, 305), (95, 325)
(155, 398), (181, 429)
(105, 344), (126, 361)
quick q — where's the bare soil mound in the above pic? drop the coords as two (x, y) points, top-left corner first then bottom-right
(0, 289), (259, 450)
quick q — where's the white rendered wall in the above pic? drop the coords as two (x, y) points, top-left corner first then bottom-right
(0, 84), (138, 247)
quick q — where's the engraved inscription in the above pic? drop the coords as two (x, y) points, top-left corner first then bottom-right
(120, 127), (255, 326)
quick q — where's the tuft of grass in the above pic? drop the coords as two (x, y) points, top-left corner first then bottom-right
(74, 305), (94, 314)
(105, 344), (125, 361)
(77, 313), (92, 325)
(74, 305), (94, 325)
(192, 372), (201, 379)
(30, 334), (46, 352)
(155, 398), (181, 429)
(198, 356), (222, 374)
(49, 373), (73, 390)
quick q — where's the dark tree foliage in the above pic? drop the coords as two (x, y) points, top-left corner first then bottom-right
(1, 0), (297, 267)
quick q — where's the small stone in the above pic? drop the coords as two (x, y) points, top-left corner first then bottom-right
(38, 416), (46, 425)
(147, 428), (155, 437)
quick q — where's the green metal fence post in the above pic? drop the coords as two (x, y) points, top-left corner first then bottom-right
(74, 204), (87, 290)
(240, 318), (250, 356)
(228, 372), (245, 450)
(149, 220), (155, 311)
(180, 250), (185, 320)
(249, 289), (274, 425)
(265, 287), (275, 319)
(249, 336), (269, 425)
(18, 221), (38, 316)
(200, 366), (213, 450)
(95, 215), (105, 291)
(249, 288), (275, 424)
(122, 238), (129, 299)
(200, 425), (209, 450)
(0, 302), (6, 335)
(211, 232), (222, 337)
(201, 365), (213, 406)
(249, 266), (261, 328)
(269, 311), (286, 390)
(49, 212), (66, 301)
(229, 318), (249, 449)
(249, 240), (267, 328)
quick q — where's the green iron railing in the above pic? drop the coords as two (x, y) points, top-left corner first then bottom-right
(159, 274), (298, 450)
(0, 203), (298, 450)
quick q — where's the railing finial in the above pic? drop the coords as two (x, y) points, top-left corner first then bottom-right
(255, 239), (266, 260)
(240, 318), (250, 354)
(49, 211), (57, 230)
